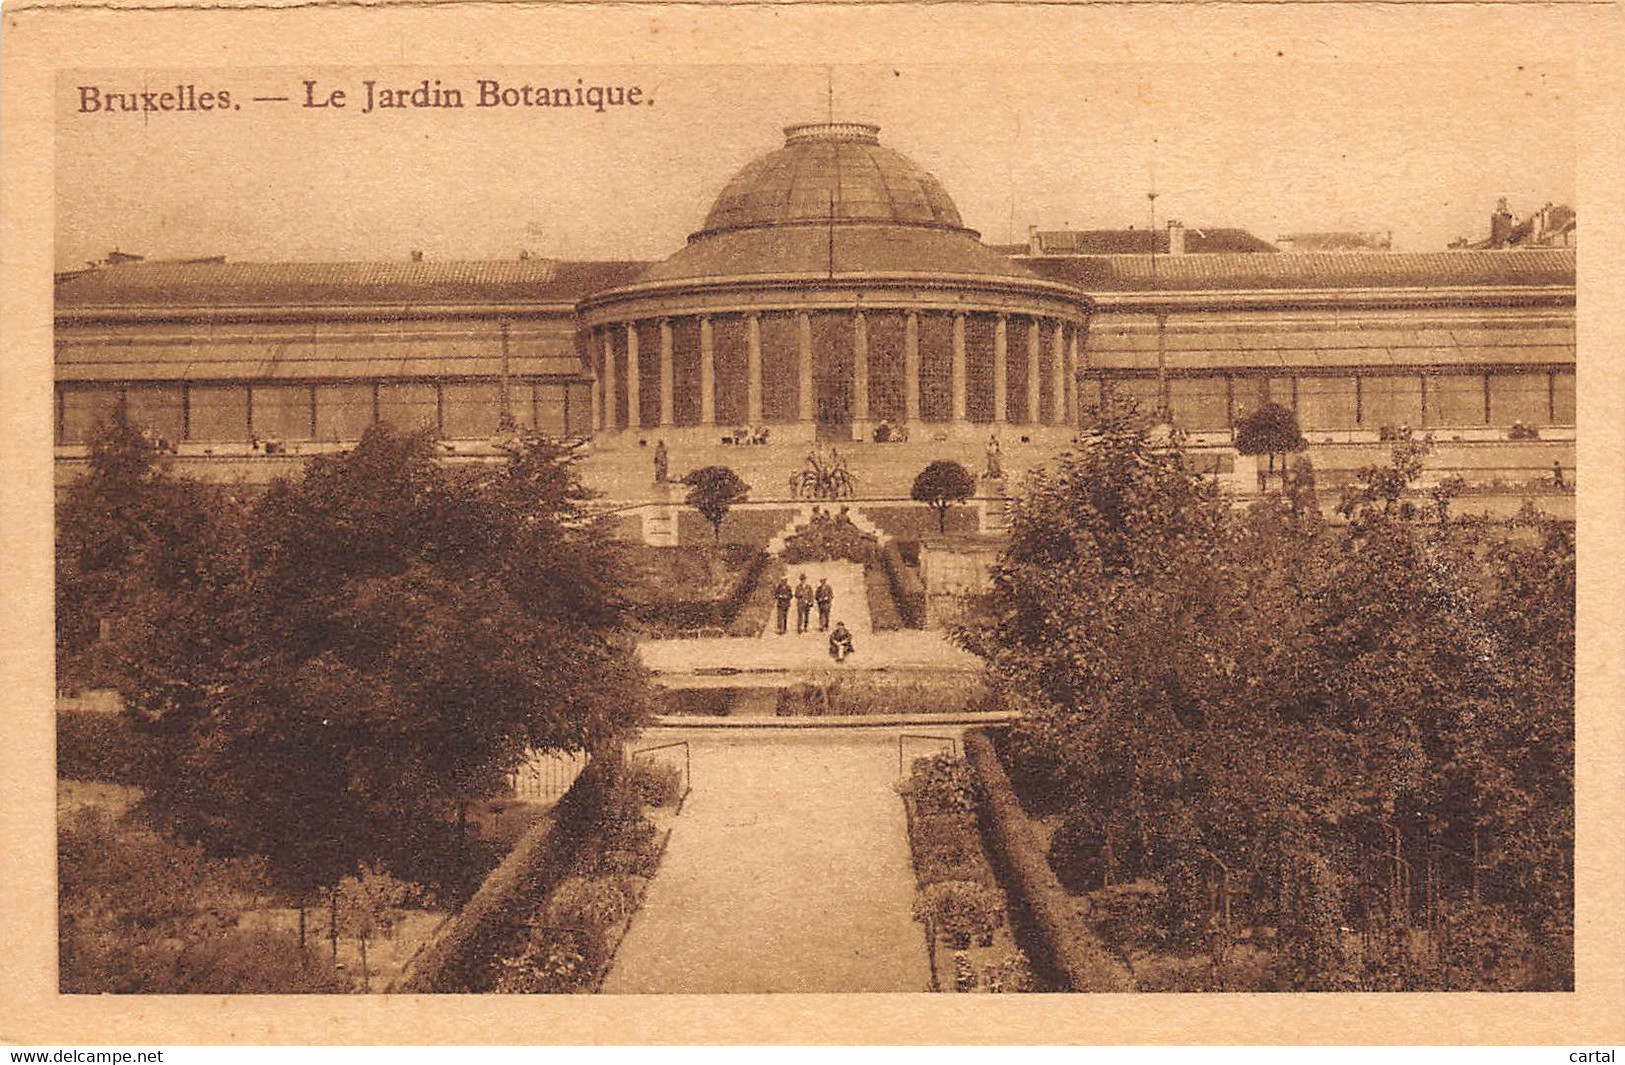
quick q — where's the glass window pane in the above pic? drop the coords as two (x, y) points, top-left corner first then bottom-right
(1488, 372), (1551, 426)
(1552, 372), (1575, 424)
(1428, 374), (1486, 426)
(1107, 377), (1161, 418)
(1361, 375), (1423, 429)
(315, 383), (374, 442)
(251, 385), (314, 441)
(123, 386), (185, 442)
(59, 388), (121, 445)
(535, 383), (567, 435)
(1296, 376), (1358, 430)
(378, 382), (438, 433)
(188, 385), (251, 442)
(442, 382), (501, 439)
(1168, 377), (1229, 430)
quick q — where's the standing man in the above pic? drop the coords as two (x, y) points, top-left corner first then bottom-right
(772, 575), (794, 635)
(793, 572), (814, 635)
(814, 577), (834, 632)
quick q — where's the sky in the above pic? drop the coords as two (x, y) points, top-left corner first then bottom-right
(54, 62), (1574, 269)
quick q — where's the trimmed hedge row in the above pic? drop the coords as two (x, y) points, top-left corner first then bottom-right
(963, 728), (1135, 992)
(392, 754), (623, 992)
(880, 540), (926, 629)
(631, 548), (770, 636)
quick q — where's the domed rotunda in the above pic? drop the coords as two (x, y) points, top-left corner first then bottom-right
(579, 122), (1089, 444)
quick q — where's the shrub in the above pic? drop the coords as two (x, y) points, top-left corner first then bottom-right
(880, 540), (926, 628)
(980, 951), (1038, 993)
(626, 758), (683, 808)
(913, 879), (1006, 948)
(493, 926), (600, 994)
(1047, 809), (1109, 893)
(911, 814), (996, 888)
(904, 754), (978, 817)
(57, 710), (145, 783)
(543, 875), (636, 932)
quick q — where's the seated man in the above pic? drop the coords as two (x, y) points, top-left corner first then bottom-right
(828, 620), (855, 663)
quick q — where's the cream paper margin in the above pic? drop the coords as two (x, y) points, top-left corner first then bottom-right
(1, 1), (1621, 1046)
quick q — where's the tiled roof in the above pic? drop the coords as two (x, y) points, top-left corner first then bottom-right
(55, 259), (651, 309)
(635, 223), (1042, 285)
(1020, 249), (1576, 293)
(991, 228), (1279, 256)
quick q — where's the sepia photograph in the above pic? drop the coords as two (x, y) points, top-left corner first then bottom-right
(43, 57), (1581, 999)
(4, 2), (1621, 1042)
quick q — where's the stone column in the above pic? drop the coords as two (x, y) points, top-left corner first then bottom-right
(746, 313), (763, 425)
(658, 318), (675, 427)
(626, 322), (641, 431)
(797, 311), (814, 423)
(904, 310), (921, 425)
(1051, 319), (1067, 426)
(951, 312), (968, 425)
(1026, 317), (1042, 426)
(602, 326), (617, 430)
(993, 314), (1008, 425)
(1067, 324), (1081, 429)
(853, 311), (870, 430)
(590, 328), (603, 431)
(699, 316), (715, 427)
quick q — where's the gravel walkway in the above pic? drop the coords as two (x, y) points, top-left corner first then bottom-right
(602, 728), (932, 993)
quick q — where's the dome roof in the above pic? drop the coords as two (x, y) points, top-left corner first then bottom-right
(698, 122), (967, 235)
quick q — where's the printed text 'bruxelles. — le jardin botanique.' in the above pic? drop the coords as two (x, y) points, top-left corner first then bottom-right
(74, 77), (653, 117)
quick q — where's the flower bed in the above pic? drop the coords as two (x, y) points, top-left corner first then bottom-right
(898, 753), (1036, 993)
(397, 755), (676, 993)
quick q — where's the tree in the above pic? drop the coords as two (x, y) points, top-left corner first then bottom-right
(335, 861), (424, 990)
(109, 425), (651, 911)
(682, 465), (751, 542)
(1233, 402), (1306, 491)
(911, 460), (976, 534)
(55, 420), (239, 694)
(958, 399), (1573, 990)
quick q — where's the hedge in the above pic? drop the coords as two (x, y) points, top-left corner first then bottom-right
(631, 547), (770, 635)
(392, 753), (623, 992)
(880, 540), (926, 629)
(962, 728), (1135, 992)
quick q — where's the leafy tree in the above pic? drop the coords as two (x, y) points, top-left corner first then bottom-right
(1233, 402), (1306, 491)
(682, 465), (751, 542)
(55, 420), (238, 694)
(959, 399), (1573, 990)
(335, 861), (425, 990)
(911, 460), (976, 534)
(104, 425), (651, 915)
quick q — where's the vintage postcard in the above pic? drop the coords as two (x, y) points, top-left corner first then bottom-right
(2, 0), (1622, 1047)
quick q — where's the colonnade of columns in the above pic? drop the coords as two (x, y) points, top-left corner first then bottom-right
(592, 308), (1083, 436)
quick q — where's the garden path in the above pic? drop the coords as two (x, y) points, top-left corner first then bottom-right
(602, 727), (932, 993)
(760, 560), (873, 637)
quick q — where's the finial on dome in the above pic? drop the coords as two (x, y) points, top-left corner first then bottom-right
(783, 122), (880, 146)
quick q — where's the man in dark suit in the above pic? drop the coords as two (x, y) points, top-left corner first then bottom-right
(793, 573), (814, 634)
(773, 576), (794, 635)
(814, 577), (834, 632)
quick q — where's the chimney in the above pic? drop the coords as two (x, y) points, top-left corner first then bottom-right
(1027, 224), (1041, 256)
(410, 249), (424, 263)
(1167, 220), (1186, 256)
